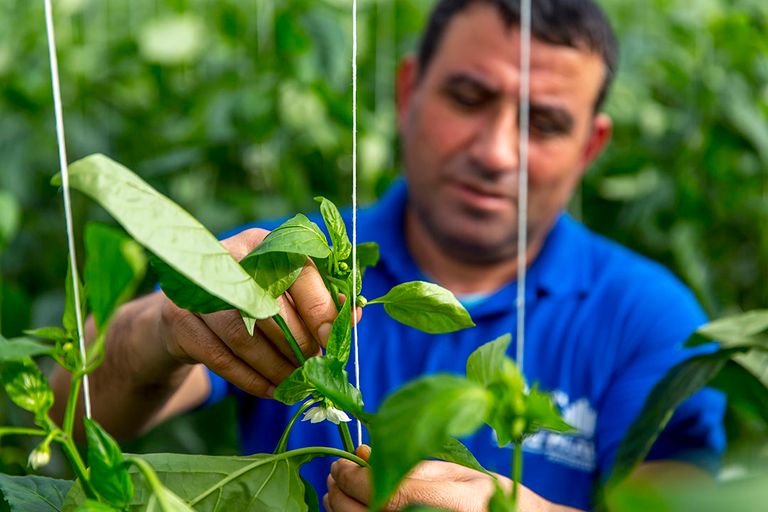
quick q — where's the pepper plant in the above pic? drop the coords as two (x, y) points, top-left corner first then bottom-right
(0, 153), (571, 511)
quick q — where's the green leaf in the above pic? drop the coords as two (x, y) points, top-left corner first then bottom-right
(484, 360), (527, 447)
(73, 500), (120, 511)
(524, 388), (574, 435)
(300, 476), (320, 512)
(274, 366), (315, 406)
(240, 251), (306, 298)
(83, 418), (133, 508)
(466, 334), (512, 387)
(0, 337), (56, 361)
(129, 453), (313, 511)
(0, 474), (73, 512)
(248, 214), (331, 259)
(303, 356), (363, 417)
(687, 310), (768, 348)
(606, 348), (746, 490)
(315, 197), (352, 261)
(710, 360), (768, 426)
(430, 437), (489, 475)
(84, 223), (147, 332)
(368, 281), (475, 334)
(56, 154), (279, 320)
(0, 359), (54, 423)
(369, 375), (490, 510)
(24, 327), (69, 343)
(346, 242), (380, 294)
(145, 485), (195, 512)
(325, 299), (351, 366)
(149, 253), (235, 314)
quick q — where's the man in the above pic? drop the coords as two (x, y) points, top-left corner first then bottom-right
(52, 0), (724, 510)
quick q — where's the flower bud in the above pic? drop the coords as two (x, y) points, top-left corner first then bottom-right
(27, 443), (51, 470)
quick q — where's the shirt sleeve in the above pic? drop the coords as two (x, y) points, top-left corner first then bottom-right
(595, 271), (726, 478)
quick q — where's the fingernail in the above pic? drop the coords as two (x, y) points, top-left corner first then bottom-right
(318, 322), (332, 344)
(266, 385), (275, 398)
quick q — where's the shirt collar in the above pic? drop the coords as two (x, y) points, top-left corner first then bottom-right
(359, 180), (590, 317)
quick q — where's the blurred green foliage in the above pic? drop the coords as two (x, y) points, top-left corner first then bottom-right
(0, 0), (765, 477)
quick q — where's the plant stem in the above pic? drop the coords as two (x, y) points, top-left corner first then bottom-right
(58, 433), (99, 500)
(188, 446), (370, 507)
(512, 439), (523, 508)
(0, 427), (48, 439)
(63, 372), (82, 438)
(125, 455), (174, 510)
(338, 422), (355, 453)
(274, 399), (317, 454)
(273, 313), (306, 364)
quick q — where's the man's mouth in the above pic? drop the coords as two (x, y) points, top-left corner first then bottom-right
(448, 180), (513, 213)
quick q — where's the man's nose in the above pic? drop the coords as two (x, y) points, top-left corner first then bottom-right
(468, 109), (519, 173)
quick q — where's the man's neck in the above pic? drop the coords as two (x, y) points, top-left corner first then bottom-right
(405, 209), (543, 296)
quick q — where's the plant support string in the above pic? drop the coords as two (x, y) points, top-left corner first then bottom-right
(44, 0), (92, 419)
(351, 0), (362, 448)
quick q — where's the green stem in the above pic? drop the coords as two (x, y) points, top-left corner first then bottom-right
(125, 455), (174, 510)
(63, 373), (82, 438)
(338, 422), (355, 453)
(0, 427), (48, 439)
(58, 433), (99, 500)
(512, 439), (523, 508)
(274, 399), (318, 454)
(189, 446), (370, 507)
(273, 313), (306, 364)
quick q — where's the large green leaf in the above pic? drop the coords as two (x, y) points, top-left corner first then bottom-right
(24, 327), (69, 343)
(0, 336), (55, 361)
(84, 418), (133, 508)
(466, 334), (512, 387)
(148, 254), (234, 314)
(0, 474), (73, 512)
(247, 214), (331, 259)
(84, 223), (147, 332)
(369, 375), (490, 510)
(687, 310), (768, 349)
(240, 251), (306, 298)
(325, 299), (351, 366)
(129, 452), (313, 511)
(303, 356), (363, 417)
(368, 281), (475, 334)
(55, 154), (279, 320)
(315, 197), (351, 261)
(606, 348), (746, 490)
(0, 358), (54, 423)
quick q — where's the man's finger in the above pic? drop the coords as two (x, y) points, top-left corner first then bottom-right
(326, 474), (368, 512)
(330, 459), (371, 505)
(254, 294), (321, 364)
(162, 309), (276, 398)
(287, 260), (338, 347)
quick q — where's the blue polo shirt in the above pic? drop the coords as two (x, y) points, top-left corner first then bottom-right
(207, 180), (724, 510)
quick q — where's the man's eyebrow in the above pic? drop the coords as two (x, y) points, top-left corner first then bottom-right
(530, 103), (575, 131)
(442, 72), (497, 93)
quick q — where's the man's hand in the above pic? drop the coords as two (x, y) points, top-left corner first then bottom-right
(158, 228), (339, 398)
(324, 445), (582, 512)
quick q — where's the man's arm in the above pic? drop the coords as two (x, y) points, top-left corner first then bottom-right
(50, 228), (339, 440)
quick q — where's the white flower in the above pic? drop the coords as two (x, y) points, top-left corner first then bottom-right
(27, 444), (51, 470)
(302, 405), (351, 425)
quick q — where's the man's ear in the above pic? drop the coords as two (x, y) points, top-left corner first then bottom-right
(396, 55), (419, 131)
(581, 113), (612, 171)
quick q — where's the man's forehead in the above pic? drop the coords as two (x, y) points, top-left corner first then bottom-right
(426, 4), (605, 103)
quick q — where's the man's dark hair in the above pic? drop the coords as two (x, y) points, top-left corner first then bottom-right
(417, 0), (619, 112)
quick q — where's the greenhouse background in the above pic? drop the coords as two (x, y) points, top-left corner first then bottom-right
(0, 0), (766, 491)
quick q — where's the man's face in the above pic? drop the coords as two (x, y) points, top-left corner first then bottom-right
(399, 3), (611, 264)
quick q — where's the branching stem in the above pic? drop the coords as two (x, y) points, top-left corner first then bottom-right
(274, 399), (318, 454)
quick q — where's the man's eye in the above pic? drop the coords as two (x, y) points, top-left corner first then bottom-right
(448, 88), (487, 108)
(530, 117), (568, 137)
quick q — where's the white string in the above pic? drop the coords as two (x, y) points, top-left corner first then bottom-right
(516, 0), (532, 374)
(44, 0), (92, 419)
(351, 0), (362, 447)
